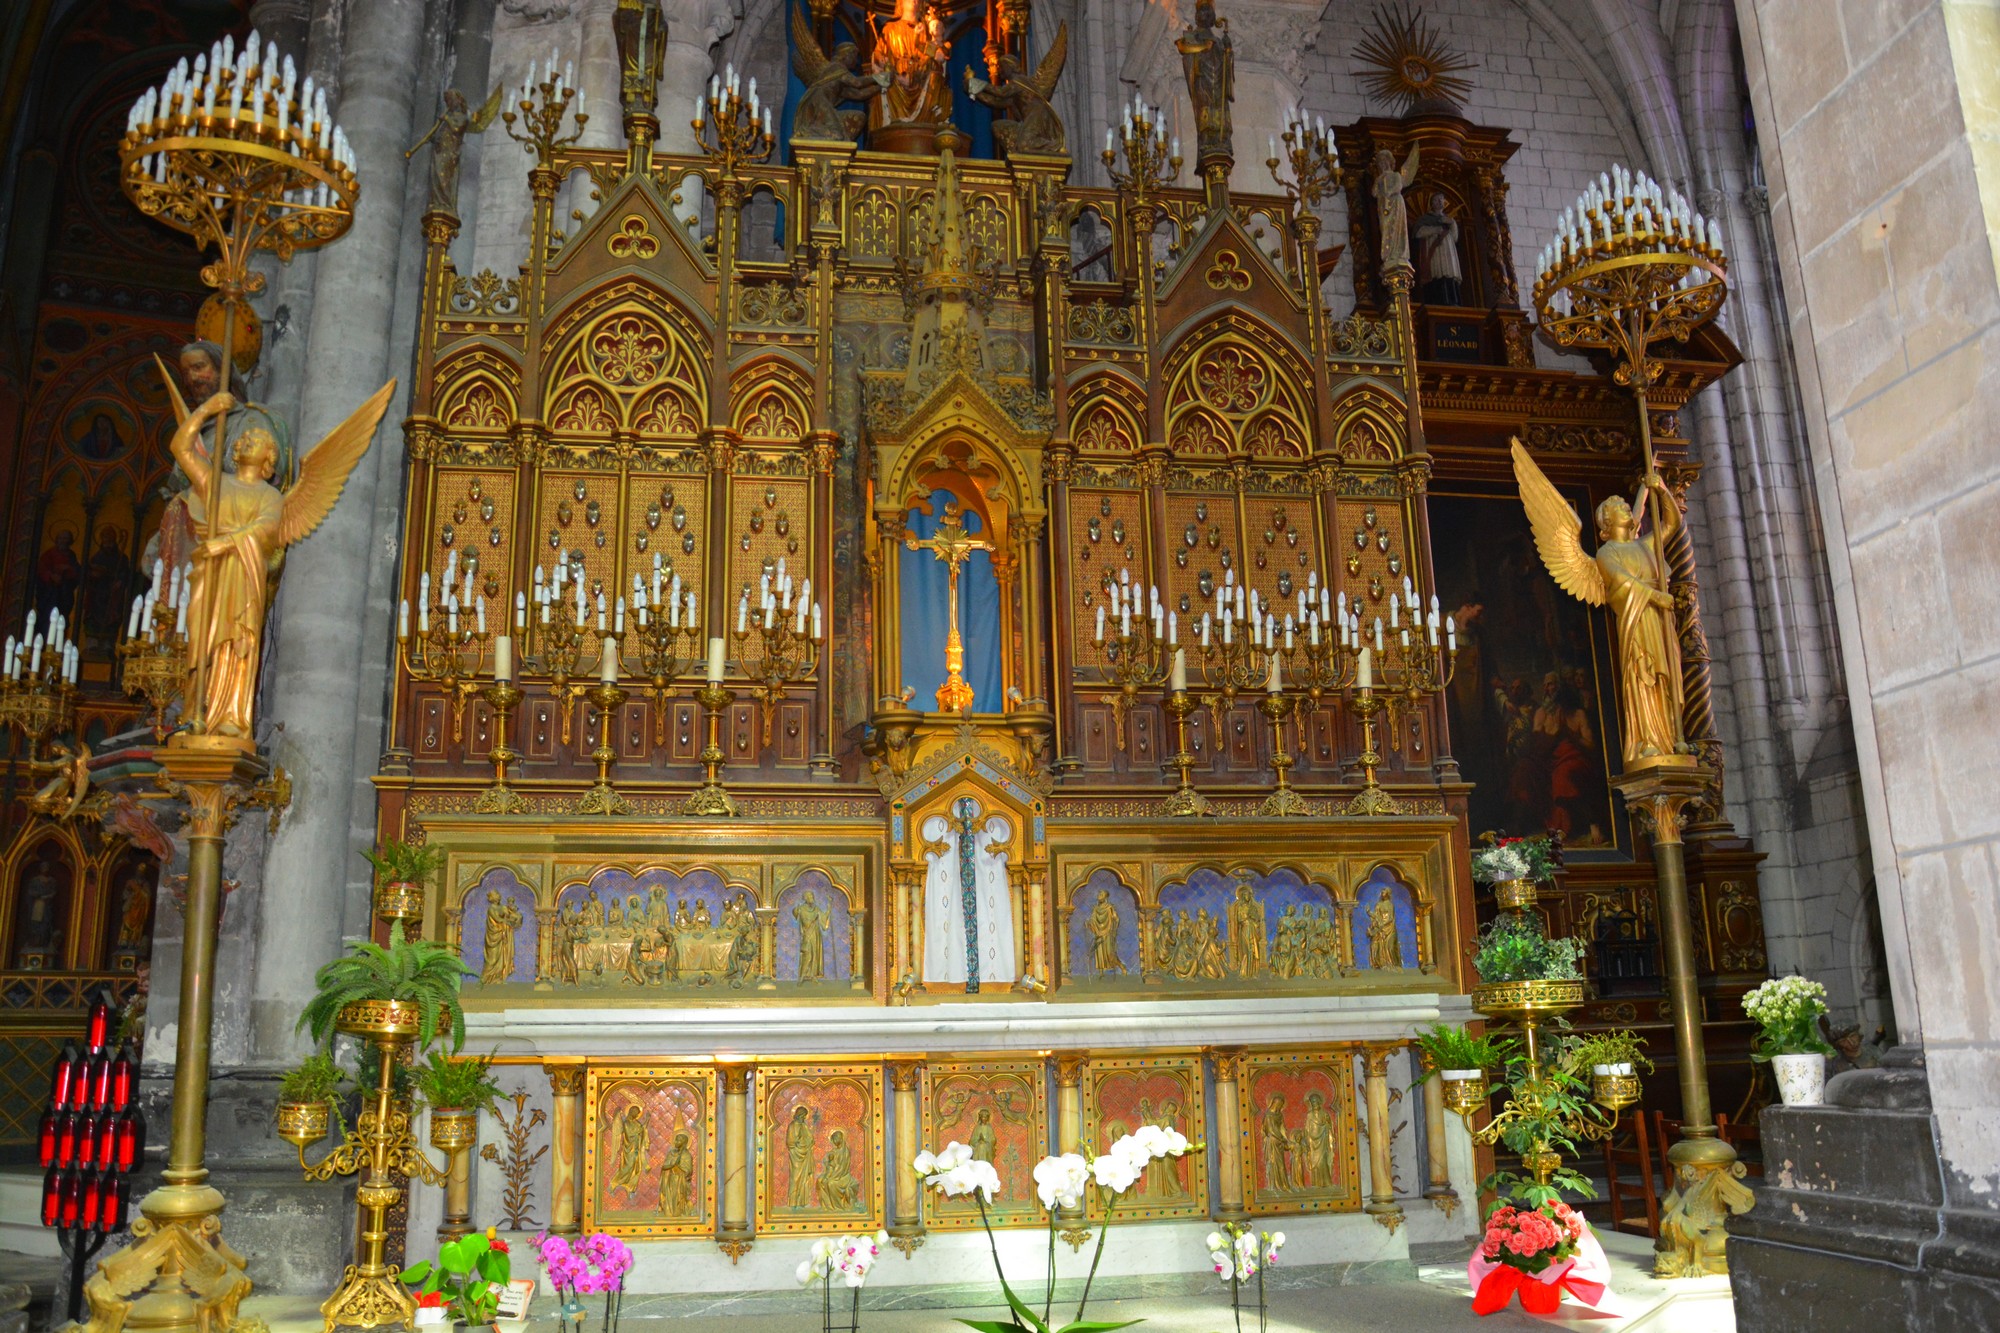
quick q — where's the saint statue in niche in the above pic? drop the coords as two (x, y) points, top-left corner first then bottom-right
(1373, 145), (1421, 273)
(1413, 191), (1463, 304)
(1366, 893), (1401, 969)
(657, 1131), (694, 1216)
(921, 797), (1017, 991)
(480, 889), (524, 984)
(970, 1107), (996, 1164)
(1226, 879), (1265, 978)
(793, 889), (828, 981)
(869, 0), (951, 149)
(1085, 889), (1124, 974)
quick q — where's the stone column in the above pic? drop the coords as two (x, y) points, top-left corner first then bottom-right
(717, 1063), (753, 1260)
(887, 1059), (924, 1252)
(1208, 1047), (1247, 1223)
(1418, 1058), (1456, 1214)
(1361, 1045), (1403, 1233)
(252, 0), (432, 1062)
(545, 1060), (585, 1237)
(1053, 1053), (1088, 1238)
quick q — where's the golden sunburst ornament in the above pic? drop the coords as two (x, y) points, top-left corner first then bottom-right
(1352, 3), (1478, 114)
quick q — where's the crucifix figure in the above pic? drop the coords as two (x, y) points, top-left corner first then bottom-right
(903, 500), (992, 712)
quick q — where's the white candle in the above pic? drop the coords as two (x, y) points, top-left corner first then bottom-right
(706, 636), (725, 683)
(495, 635), (513, 681)
(29, 634), (42, 674)
(475, 597), (487, 635)
(615, 596), (626, 634)
(1374, 618), (1385, 653)
(1168, 611), (1178, 645)
(1447, 616), (1457, 652)
(812, 603), (822, 640)
(688, 591), (698, 625)
(1201, 614), (1212, 648)
(1095, 605), (1105, 643)
(667, 594), (680, 628)
(1284, 615), (1295, 651)
(1119, 605), (1130, 638)
(1266, 651), (1283, 694)
(398, 599), (410, 640)
(1222, 612), (1232, 645)
(1389, 594), (1399, 629)
(737, 594), (748, 633)
(596, 592), (606, 632)
(174, 595), (188, 637)
(447, 597), (459, 634)
(600, 637), (618, 684)
(764, 599), (775, 630)
(1170, 647), (1188, 693)
(1309, 614), (1320, 646)
(125, 599), (142, 639)
(1358, 646), (1373, 691)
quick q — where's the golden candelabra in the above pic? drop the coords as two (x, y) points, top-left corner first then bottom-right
(578, 681), (632, 816)
(1265, 110), (1340, 209)
(617, 569), (703, 745)
(1101, 99), (1182, 203)
(1090, 576), (1173, 753)
(730, 576), (822, 746)
(1158, 685), (1212, 818)
(686, 679), (738, 817)
(1254, 687), (1306, 817)
(476, 679), (527, 815)
(116, 574), (191, 741)
(397, 566), (492, 743)
(501, 48), (587, 169)
(280, 1002), (449, 1333)
(1, 610), (80, 760)
(1531, 164), (1728, 474)
(692, 63), (776, 176)
(525, 564), (599, 746)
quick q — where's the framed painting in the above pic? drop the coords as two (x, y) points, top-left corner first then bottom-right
(1236, 1050), (1362, 1215)
(582, 1064), (715, 1237)
(1080, 1054), (1208, 1221)
(1427, 486), (1628, 854)
(756, 1062), (886, 1235)
(921, 1058), (1050, 1229)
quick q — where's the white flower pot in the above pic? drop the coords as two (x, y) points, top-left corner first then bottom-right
(1592, 1062), (1635, 1077)
(1441, 1068), (1483, 1082)
(1772, 1052), (1827, 1106)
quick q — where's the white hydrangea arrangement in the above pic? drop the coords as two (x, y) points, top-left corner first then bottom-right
(794, 1230), (888, 1289)
(1742, 974), (1833, 1059)
(912, 1123), (1194, 1333)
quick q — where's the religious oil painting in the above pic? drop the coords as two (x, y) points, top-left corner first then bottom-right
(549, 865), (763, 990)
(1427, 488), (1624, 851)
(1081, 1055), (1208, 1220)
(1061, 866), (1141, 985)
(1237, 1051), (1361, 1215)
(583, 1065), (714, 1237)
(756, 1063), (885, 1235)
(922, 1058), (1050, 1229)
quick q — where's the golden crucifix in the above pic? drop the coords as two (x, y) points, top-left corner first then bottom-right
(904, 500), (992, 712)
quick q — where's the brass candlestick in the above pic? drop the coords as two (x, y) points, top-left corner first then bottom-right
(397, 600), (490, 743)
(685, 683), (737, 817)
(731, 614), (820, 746)
(577, 681), (631, 816)
(1344, 686), (1401, 816)
(1255, 689), (1308, 817)
(475, 679), (527, 814)
(1159, 689), (1213, 817)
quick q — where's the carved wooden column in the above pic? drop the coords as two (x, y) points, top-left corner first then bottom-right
(1053, 1053), (1089, 1241)
(848, 906), (869, 992)
(754, 905), (778, 990)
(717, 1062), (753, 1261)
(1361, 1045), (1404, 1232)
(1208, 1047), (1248, 1223)
(544, 1059), (586, 1237)
(888, 1058), (925, 1255)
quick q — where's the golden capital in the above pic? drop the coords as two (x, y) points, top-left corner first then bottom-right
(888, 1059), (923, 1092)
(1611, 762), (1712, 846)
(1362, 1044), (1396, 1078)
(718, 1063), (752, 1095)
(1207, 1046), (1245, 1083)
(544, 1062), (586, 1096)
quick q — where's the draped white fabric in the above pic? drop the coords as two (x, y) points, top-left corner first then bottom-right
(919, 804), (1018, 986)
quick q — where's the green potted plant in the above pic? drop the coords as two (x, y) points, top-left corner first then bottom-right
(1413, 1024), (1518, 1116)
(1742, 975), (1834, 1105)
(416, 1049), (502, 1156)
(1470, 913), (1587, 1017)
(366, 839), (448, 923)
(1470, 835), (1559, 910)
(1564, 1030), (1651, 1111)
(402, 1229), (511, 1328)
(297, 921), (470, 1052)
(275, 1050), (346, 1151)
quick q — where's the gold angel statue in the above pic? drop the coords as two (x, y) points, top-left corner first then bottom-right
(789, 3), (886, 144)
(965, 22), (1069, 156)
(170, 384), (395, 742)
(1510, 438), (1690, 770)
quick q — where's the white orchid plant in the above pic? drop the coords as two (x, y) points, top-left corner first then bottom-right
(1205, 1224), (1285, 1332)
(915, 1123), (1193, 1333)
(795, 1230), (889, 1289)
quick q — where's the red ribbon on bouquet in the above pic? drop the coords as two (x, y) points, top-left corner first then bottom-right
(1467, 1230), (1610, 1316)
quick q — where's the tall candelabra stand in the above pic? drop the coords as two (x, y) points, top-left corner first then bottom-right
(618, 569), (702, 746)
(730, 573), (822, 747)
(686, 667), (738, 818)
(397, 566), (492, 744)
(1531, 163), (1728, 475)
(579, 677), (631, 816)
(1254, 683), (1307, 817)
(1265, 109), (1341, 285)
(477, 674), (528, 815)
(501, 48), (587, 169)
(1331, 587), (1457, 816)
(106, 29), (357, 1333)
(1159, 675), (1212, 818)
(1089, 575), (1173, 753)
(116, 565), (192, 741)
(691, 63), (776, 177)
(280, 1003), (449, 1332)
(1101, 99), (1182, 206)
(526, 565), (596, 746)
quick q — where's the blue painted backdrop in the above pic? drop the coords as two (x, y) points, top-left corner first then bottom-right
(459, 867), (539, 984)
(899, 487), (1003, 710)
(1067, 868), (1141, 979)
(1350, 865), (1419, 969)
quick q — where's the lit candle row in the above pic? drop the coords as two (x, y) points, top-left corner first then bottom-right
(1103, 97), (1178, 166)
(1538, 163), (1727, 280)
(4, 606), (79, 685)
(1092, 568), (1175, 645)
(735, 557), (822, 640)
(126, 558), (192, 642)
(518, 47), (576, 109)
(696, 63), (774, 140)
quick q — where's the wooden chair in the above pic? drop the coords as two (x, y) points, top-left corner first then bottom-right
(1716, 1112), (1764, 1178)
(1602, 1108), (1660, 1236)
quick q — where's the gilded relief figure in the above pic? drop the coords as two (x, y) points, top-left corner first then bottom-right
(1148, 1098), (1187, 1199)
(816, 1129), (859, 1211)
(1085, 889), (1125, 974)
(1176, 0), (1233, 165)
(480, 889), (524, 985)
(1260, 1094), (1294, 1192)
(657, 1131), (694, 1217)
(1366, 894), (1400, 970)
(168, 385), (392, 741)
(1270, 906), (1301, 979)
(1195, 909), (1226, 980)
(608, 1105), (650, 1198)
(1512, 440), (1690, 768)
(970, 1107), (996, 1164)
(1297, 1091), (1336, 1189)
(1226, 881), (1265, 978)
(793, 889), (828, 981)
(786, 1106), (815, 1207)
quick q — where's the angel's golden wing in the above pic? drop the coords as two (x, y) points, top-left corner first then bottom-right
(1509, 438), (1604, 606)
(468, 82), (505, 132)
(1025, 21), (1068, 100)
(277, 380), (396, 548)
(790, 3), (838, 84)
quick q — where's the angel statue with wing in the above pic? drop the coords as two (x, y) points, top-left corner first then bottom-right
(965, 23), (1068, 156)
(171, 384), (394, 741)
(790, 4), (887, 145)
(1510, 438), (1690, 770)
(407, 85), (505, 215)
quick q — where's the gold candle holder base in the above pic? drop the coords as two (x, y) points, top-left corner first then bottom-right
(576, 682), (631, 816)
(1343, 688), (1405, 816)
(1159, 690), (1214, 817)
(475, 680), (529, 814)
(685, 684), (738, 817)
(1256, 692), (1309, 817)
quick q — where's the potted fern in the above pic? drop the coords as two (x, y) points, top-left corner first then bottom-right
(276, 1050), (346, 1151)
(1414, 1024), (1517, 1116)
(417, 1049), (502, 1154)
(366, 839), (447, 924)
(1567, 1031), (1650, 1112)
(297, 922), (470, 1052)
